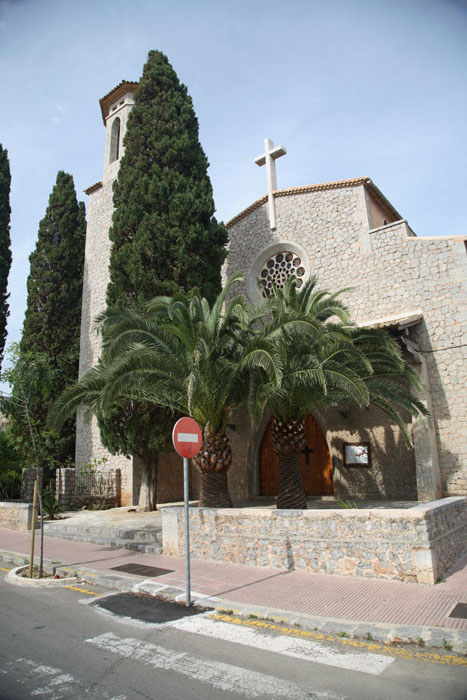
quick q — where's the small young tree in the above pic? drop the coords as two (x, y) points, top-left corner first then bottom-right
(98, 50), (228, 508)
(14, 171), (86, 470)
(0, 145), (12, 372)
(1, 344), (58, 577)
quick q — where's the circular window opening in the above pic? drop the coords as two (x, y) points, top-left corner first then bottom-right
(258, 250), (306, 297)
(246, 241), (310, 303)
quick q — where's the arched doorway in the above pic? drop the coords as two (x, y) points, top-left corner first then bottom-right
(259, 414), (333, 496)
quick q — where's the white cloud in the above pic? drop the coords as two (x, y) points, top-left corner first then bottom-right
(51, 102), (68, 124)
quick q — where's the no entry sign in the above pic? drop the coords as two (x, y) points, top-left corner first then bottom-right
(172, 417), (202, 459)
(172, 416), (202, 608)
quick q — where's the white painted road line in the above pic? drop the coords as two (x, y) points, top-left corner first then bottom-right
(0, 657), (126, 700)
(86, 632), (344, 699)
(166, 615), (394, 676)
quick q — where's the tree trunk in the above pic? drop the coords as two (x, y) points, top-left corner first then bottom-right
(198, 470), (232, 508)
(276, 452), (307, 510)
(137, 455), (158, 511)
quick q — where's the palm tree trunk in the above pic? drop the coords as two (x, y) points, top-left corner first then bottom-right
(276, 452), (307, 509)
(198, 471), (232, 508)
(137, 455), (158, 511)
(193, 429), (233, 508)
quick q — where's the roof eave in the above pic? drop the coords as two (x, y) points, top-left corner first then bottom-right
(226, 177), (401, 228)
(99, 80), (139, 125)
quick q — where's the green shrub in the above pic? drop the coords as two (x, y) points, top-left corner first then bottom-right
(41, 489), (62, 519)
(0, 429), (22, 499)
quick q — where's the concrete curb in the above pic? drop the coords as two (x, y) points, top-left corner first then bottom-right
(6, 565), (81, 588)
(2, 549), (466, 655)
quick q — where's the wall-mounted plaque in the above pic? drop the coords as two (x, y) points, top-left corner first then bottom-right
(344, 442), (371, 467)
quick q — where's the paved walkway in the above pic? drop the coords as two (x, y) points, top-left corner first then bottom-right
(1, 526), (466, 653)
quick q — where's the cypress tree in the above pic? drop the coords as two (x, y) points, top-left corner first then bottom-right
(101, 50), (228, 509)
(16, 171), (86, 470)
(0, 145), (12, 372)
(107, 50), (228, 308)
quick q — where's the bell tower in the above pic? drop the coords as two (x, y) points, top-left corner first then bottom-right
(76, 81), (139, 503)
(99, 80), (138, 182)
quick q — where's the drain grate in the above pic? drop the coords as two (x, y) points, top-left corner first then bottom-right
(111, 563), (173, 577)
(448, 602), (467, 620)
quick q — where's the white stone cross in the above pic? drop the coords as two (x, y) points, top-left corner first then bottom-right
(254, 137), (287, 230)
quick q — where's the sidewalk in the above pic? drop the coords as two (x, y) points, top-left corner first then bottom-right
(1, 527), (466, 654)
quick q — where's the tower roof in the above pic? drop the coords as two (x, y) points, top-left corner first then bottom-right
(99, 80), (139, 124)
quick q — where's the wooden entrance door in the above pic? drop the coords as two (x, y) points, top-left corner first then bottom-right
(259, 414), (333, 496)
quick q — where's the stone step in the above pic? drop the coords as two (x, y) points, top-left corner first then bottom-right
(45, 524), (161, 540)
(43, 522), (162, 554)
(43, 530), (163, 554)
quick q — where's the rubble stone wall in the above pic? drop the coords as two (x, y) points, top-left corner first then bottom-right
(162, 497), (466, 584)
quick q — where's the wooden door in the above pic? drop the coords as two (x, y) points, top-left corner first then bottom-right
(259, 414), (333, 496)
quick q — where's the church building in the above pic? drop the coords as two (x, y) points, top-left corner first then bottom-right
(77, 80), (467, 507)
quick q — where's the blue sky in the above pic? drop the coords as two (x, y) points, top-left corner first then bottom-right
(0, 0), (466, 362)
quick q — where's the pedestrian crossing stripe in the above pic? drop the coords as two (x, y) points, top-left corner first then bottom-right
(166, 613), (393, 675)
(209, 614), (467, 666)
(87, 632), (345, 699)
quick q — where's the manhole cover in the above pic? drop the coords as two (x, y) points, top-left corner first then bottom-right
(449, 602), (467, 619)
(93, 593), (204, 623)
(111, 563), (173, 577)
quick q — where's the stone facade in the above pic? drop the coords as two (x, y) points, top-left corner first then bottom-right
(78, 76), (466, 506)
(224, 181), (467, 500)
(162, 496), (467, 584)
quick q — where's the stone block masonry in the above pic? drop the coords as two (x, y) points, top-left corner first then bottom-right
(21, 468), (43, 503)
(0, 502), (33, 531)
(162, 497), (466, 584)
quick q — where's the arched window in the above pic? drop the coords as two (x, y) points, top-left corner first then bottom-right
(109, 117), (121, 163)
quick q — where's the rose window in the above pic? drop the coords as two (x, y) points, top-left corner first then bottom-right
(259, 251), (306, 297)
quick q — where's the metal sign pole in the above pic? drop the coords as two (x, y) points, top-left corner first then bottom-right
(183, 456), (191, 607)
(173, 416), (200, 608)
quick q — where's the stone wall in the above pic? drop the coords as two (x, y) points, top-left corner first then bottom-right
(321, 404), (418, 501)
(162, 497), (466, 584)
(75, 177), (132, 492)
(0, 502), (33, 531)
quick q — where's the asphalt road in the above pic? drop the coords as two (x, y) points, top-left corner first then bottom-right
(0, 570), (465, 700)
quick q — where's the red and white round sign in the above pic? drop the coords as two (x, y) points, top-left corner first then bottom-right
(172, 417), (202, 459)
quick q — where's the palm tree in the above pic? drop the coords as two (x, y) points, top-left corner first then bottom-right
(51, 274), (276, 508)
(250, 277), (427, 509)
